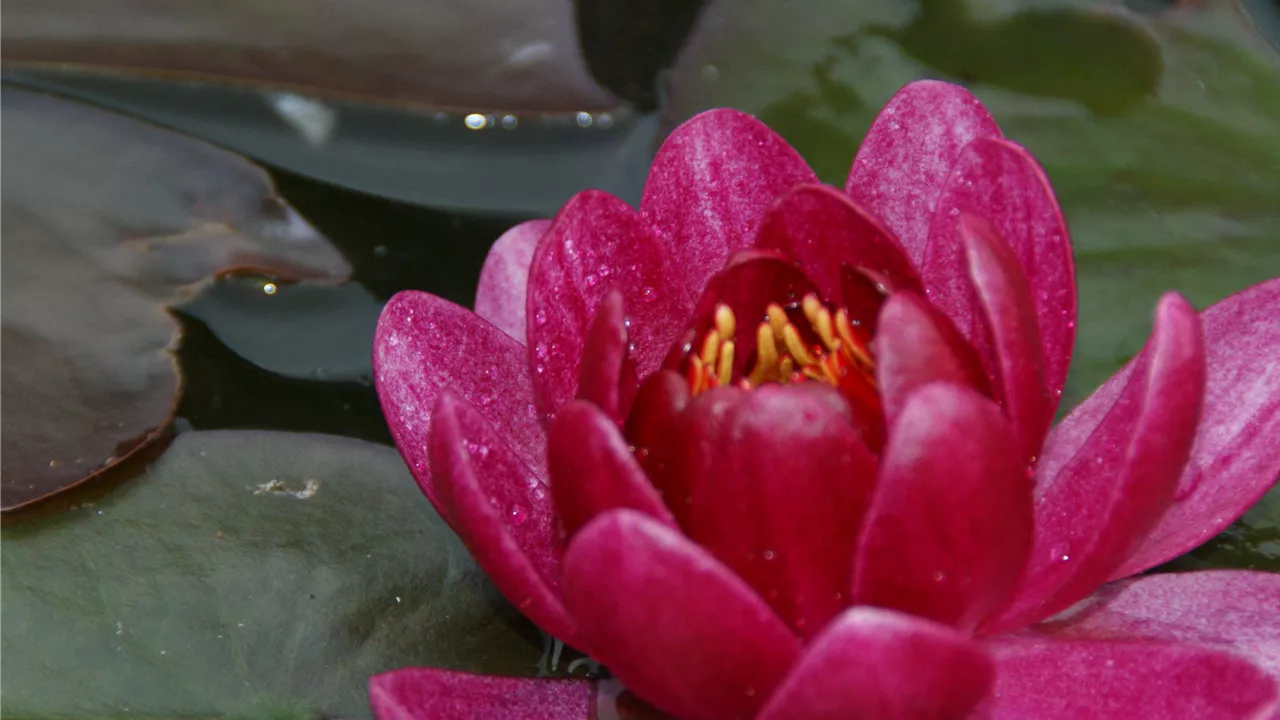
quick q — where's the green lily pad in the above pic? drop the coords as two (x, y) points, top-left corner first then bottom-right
(0, 430), (543, 718)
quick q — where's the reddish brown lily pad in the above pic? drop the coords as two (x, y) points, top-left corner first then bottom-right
(1, 0), (618, 112)
(0, 87), (351, 512)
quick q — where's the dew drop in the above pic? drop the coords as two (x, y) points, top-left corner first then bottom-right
(743, 686), (756, 697)
(509, 505), (528, 526)
(584, 274), (599, 288)
(932, 570), (947, 583)
(1051, 544), (1071, 563)
(762, 549), (777, 561)
(534, 309), (548, 327)
(535, 343), (550, 360)
(464, 113), (487, 130)
(576, 112), (593, 128)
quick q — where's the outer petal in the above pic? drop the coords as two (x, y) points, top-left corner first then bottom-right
(990, 294), (1205, 632)
(960, 213), (1052, 465)
(977, 638), (1278, 720)
(373, 291), (546, 509)
(755, 183), (923, 303)
(921, 137), (1076, 404)
(430, 392), (577, 646)
(641, 108), (817, 308)
(370, 669), (594, 720)
(562, 510), (803, 720)
(846, 80), (1001, 266)
(874, 292), (989, 428)
(853, 382), (1031, 632)
(548, 399), (677, 538)
(685, 384), (880, 638)
(755, 607), (993, 720)
(1114, 278), (1280, 576)
(1040, 570), (1280, 683)
(475, 219), (549, 344)
(526, 190), (684, 419)
(576, 289), (638, 425)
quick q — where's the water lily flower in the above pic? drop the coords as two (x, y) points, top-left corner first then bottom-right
(371, 80), (1280, 719)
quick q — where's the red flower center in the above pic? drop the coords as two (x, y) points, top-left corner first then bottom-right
(682, 295), (881, 419)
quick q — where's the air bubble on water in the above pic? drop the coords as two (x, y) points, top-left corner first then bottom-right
(576, 112), (593, 128)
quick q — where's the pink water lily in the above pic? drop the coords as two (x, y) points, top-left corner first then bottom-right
(371, 81), (1280, 720)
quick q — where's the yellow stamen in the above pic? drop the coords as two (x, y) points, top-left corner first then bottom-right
(717, 341), (735, 387)
(835, 310), (874, 369)
(715, 304), (736, 341)
(782, 324), (818, 367)
(700, 329), (721, 367)
(767, 303), (789, 340)
(749, 324), (779, 385)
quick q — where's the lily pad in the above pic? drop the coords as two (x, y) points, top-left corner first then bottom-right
(177, 277), (382, 382)
(663, 0), (1280, 404)
(0, 430), (543, 718)
(0, 87), (350, 512)
(1, 0), (617, 113)
(3, 69), (660, 214)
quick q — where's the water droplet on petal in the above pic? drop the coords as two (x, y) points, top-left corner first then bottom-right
(509, 505), (528, 525)
(534, 309), (548, 327)
(762, 549), (777, 561)
(1051, 543), (1071, 562)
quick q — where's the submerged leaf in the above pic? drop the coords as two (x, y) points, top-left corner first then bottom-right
(0, 87), (350, 511)
(0, 430), (543, 717)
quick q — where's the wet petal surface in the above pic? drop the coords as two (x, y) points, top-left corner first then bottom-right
(562, 510), (802, 720)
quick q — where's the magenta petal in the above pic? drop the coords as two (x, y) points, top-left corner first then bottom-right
(991, 294), (1206, 632)
(755, 183), (923, 302)
(548, 399), (677, 538)
(960, 214), (1052, 465)
(475, 219), (549, 344)
(526, 190), (685, 418)
(755, 607), (994, 720)
(430, 392), (577, 646)
(922, 137), (1076, 404)
(874, 292), (989, 428)
(853, 382), (1031, 632)
(641, 108), (817, 308)
(978, 638), (1278, 720)
(1040, 570), (1280, 685)
(846, 80), (1002, 267)
(370, 668), (595, 720)
(374, 291), (546, 510)
(684, 384), (879, 639)
(1114, 278), (1280, 577)
(561, 509), (803, 720)
(576, 289), (639, 424)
